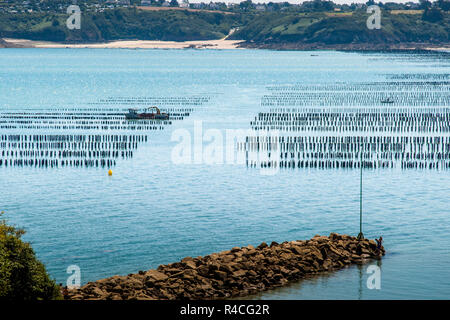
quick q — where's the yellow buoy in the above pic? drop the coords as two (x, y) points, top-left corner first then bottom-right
(108, 169), (112, 176)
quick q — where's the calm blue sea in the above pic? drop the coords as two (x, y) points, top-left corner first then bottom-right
(0, 49), (449, 299)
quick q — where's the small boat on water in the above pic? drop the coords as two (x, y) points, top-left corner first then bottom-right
(381, 97), (394, 104)
(125, 107), (169, 120)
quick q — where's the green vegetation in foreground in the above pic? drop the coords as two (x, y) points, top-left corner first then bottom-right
(0, 212), (61, 300)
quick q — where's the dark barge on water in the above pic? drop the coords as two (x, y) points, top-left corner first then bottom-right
(125, 107), (169, 120)
(381, 97), (394, 104)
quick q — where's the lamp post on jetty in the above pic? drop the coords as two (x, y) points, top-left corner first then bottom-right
(357, 143), (364, 240)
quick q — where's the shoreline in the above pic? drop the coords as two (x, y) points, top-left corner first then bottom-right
(1, 38), (245, 50)
(2, 38), (448, 52)
(67, 233), (384, 300)
(238, 41), (450, 52)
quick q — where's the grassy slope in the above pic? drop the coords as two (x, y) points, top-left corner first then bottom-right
(229, 10), (449, 48)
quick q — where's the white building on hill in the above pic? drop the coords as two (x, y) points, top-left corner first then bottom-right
(180, 0), (190, 8)
(141, 0), (152, 6)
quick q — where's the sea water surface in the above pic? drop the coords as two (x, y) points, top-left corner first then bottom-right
(0, 49), (449, 299)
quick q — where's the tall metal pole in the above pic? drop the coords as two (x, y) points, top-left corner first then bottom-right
(358, 143), (364, 240)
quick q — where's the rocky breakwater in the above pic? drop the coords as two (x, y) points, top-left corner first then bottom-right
(67, 233), (385, 300)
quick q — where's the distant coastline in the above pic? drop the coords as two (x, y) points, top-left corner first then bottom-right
(2, 38), (449, 52)
(1, 37), (245, 49)
(238, 41), (450, 52)
(1, 5), (448, 51)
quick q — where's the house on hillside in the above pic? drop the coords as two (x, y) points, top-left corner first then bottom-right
(141, 0), (152, 6)
(180, 0), (189, 8)
(209, 2), (219, 10)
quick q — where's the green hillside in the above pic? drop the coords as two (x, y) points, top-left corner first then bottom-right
(0, 4), (448, 49)
(0, 8), (240, 42)
(229, 10), (449, 49)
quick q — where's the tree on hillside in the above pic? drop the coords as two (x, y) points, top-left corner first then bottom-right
(267, 2), (280, 11)
(422, 6), (444, 22)
(437, 0), (450, 11)
(419, 0), (432, 9)
(301, 0), (334, 12)
(239, 0), (254, 11)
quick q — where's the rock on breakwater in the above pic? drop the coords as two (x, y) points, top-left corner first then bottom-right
(67, 233), (385, 300)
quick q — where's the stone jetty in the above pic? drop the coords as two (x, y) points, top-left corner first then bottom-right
(67, 233), (385, 300)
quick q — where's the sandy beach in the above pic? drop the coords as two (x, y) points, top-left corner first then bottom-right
(3, 37), (244, 49)
(2, 37), (448, 52)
